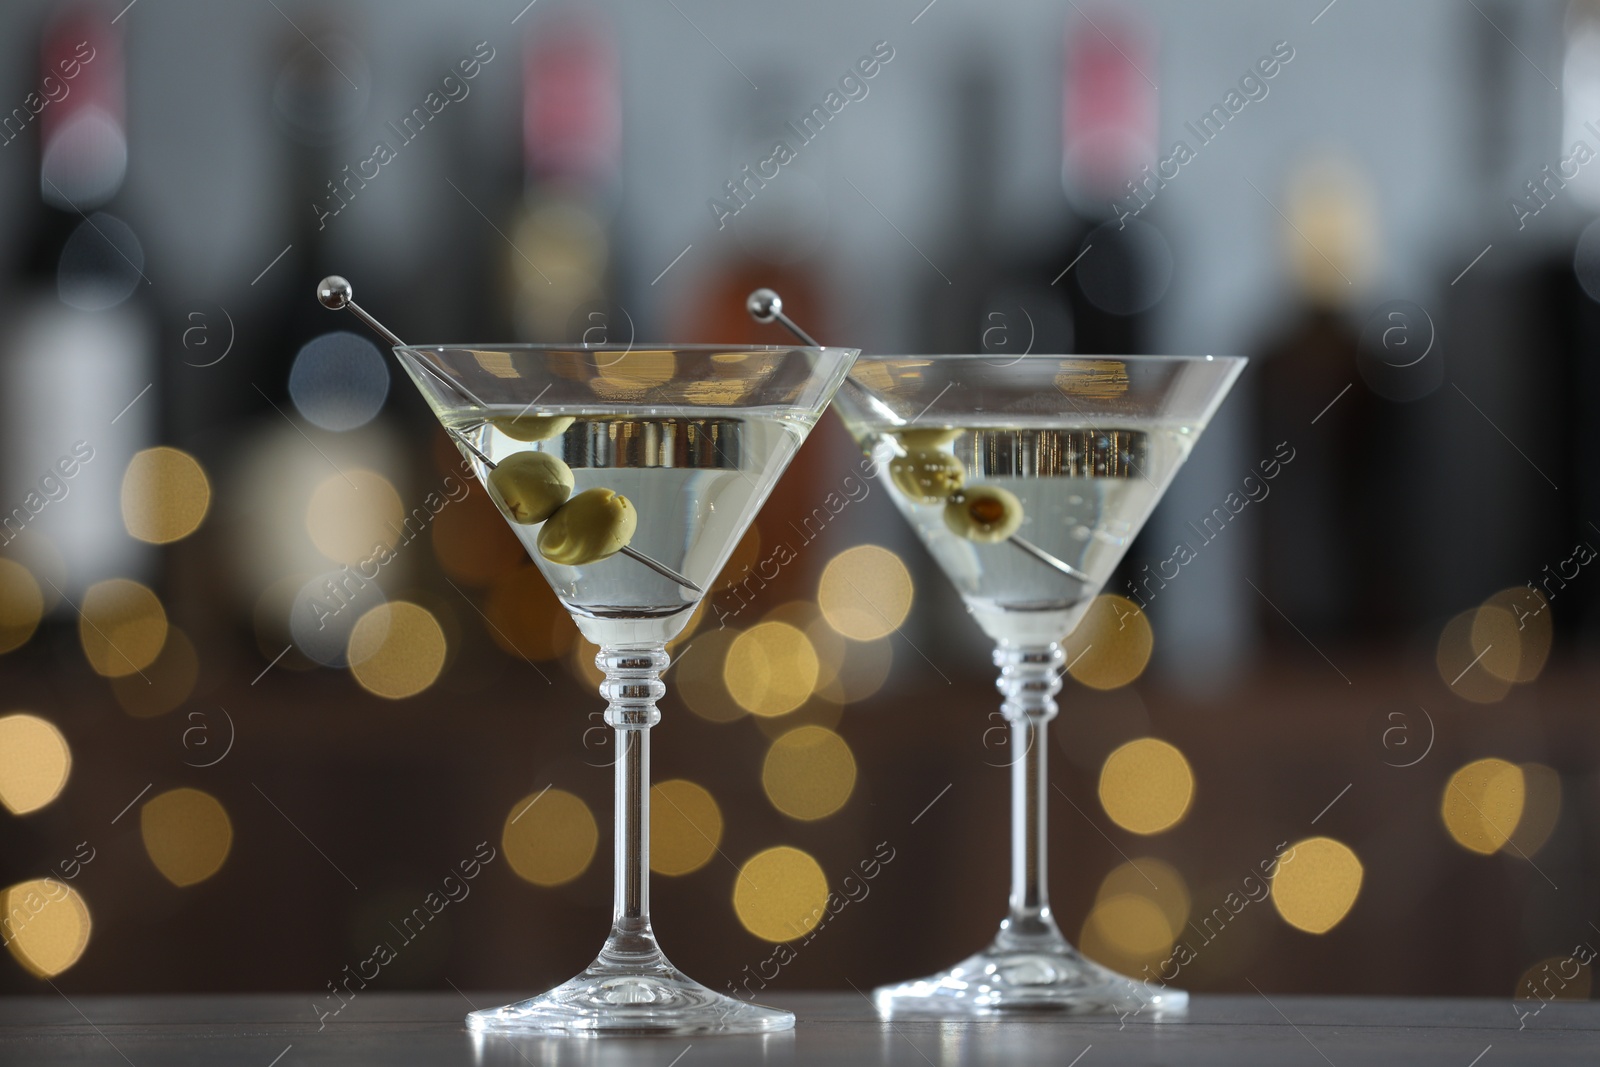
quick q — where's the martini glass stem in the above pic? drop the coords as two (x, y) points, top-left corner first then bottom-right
(597, 645), (668, 966)
(996, 642), (1068, 949)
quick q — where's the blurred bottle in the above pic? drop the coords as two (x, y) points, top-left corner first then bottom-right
(508, 13), (621, 342)
(1254, 157), (1391, 640)
(922, 49), (1072, 359)
(924, 15), (1164, 361)
(669, 66), (842, 616)
(1056, 9), (1168, 356)
(0, 4), (154, 600)
(217, 21), (405, 660)
(176, 17), (369, 435)
(1412, 0), (1594, 636)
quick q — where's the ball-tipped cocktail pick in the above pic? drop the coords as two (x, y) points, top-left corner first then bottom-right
(318, 275), (703, 595)
(318, 276), (490, 410)
(746, 288), (1093, 585)
(746, 289), (821, 347)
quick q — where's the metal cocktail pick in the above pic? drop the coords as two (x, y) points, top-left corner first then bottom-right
(318, 276), (703, 595)
(746, 288), (1093, 585)
(745, 289), (821, 347)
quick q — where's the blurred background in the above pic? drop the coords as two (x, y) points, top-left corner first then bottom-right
(1, 0), (1597, 1009)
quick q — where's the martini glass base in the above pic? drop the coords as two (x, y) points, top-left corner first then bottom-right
(467, 952), (793, 1036)
(873, 932), (1186, 1020)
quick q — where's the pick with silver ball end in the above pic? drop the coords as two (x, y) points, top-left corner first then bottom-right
(311, 274), (703, 594)
(316, 275), (352, 310)
(746, 286), (1092, 583)
(743, 288), (819, 347)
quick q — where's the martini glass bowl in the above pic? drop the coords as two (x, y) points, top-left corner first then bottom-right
(395, 343), (857, 1035)
(834, 354), (1242, 1018)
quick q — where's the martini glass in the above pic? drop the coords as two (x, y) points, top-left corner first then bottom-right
(395, 342), (857, 1034)
(833, 354), (1242, 1018)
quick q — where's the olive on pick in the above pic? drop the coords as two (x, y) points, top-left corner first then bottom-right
(537, 487), (638, 566)
(492, 415), (576, 442)
(944, 485), (1023, 543)
(897, 427), (962, 450)
(890, 448), (965, 504)
(487, 451), (575, 525)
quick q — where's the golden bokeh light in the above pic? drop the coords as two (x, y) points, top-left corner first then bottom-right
(484, 565), (577, 662)
(762, 725), (857, 821)
(650, 779), (723, 876)
(1084, 855), (1190, 975)
(141, 787), (233, 887)
(0, 714), (71, 815)
(121, 447), (211, 544)
(1271, 836), (1363, 934)
(112, 626), (198, 718)
(1083, 892), (1175, 958)
(79, 578), (168, 678)
(672, 629), (745, 723)
(1511, 762), (1562, 858)
(763, 602), (882, 712)
(1064, 595), (1153, 691)
(724, 622), (819, 717)
(1465, 604), (1523, 688)
(591, 350), (677, 400)
(1098, 738), (1194, 835)
(1096, 857), (1191, 935)
(1436, 609), (1511, 704)
(1477, 587), (1551, 684)
(818, 545), (913, 641)
(1, 531), (64, 613)
(1, 879), (90, 977)
(814, 627), (893, 705)
(0, 559), (43, 654)
(733, 846), (829, 942)
(1517, 955), (1592, 1002)
(502, 788), (598, 887)
(306, 469), (403, 566)
(431, 483), (526, 586)
(1441, 758), (1525, 855)
(347, 602), (448, 699)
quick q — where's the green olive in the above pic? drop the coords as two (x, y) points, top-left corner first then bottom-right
(537, 487), (637, 566)
(944, 485), (1023, 543)
(492, 415), (575, 442)
(890, 448), (965, 504)
(487, 451), (574, 525)
(897, 427), (962, 450)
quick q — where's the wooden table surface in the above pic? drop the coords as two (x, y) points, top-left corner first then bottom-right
(0, 992), (1592, 1065)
